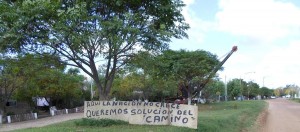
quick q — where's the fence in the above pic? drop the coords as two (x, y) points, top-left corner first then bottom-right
(49, 106), (83, 116)
(0, 106), (83, 124)
(0, 113), (37, 124)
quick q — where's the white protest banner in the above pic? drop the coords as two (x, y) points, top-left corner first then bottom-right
(84, 101), (198, 129)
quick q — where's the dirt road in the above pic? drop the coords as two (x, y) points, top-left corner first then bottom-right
(262, 98), (300, 132)
(0, 113), (83, 132)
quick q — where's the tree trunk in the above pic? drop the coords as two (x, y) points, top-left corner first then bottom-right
(99, 91), (107, 100)
(95, 81), (107, 100)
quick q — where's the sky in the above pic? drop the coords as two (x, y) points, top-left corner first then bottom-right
(170, 0), (300, 89)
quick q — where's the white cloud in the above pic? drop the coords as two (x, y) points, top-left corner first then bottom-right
(175, 0), (300, 89)
(216, 0), (300, 42)
(254, 41), (300, 87)
(219, 41), (300, 88)
(215, 0), (300, 88)
(182, 0), (195, 6)
(180, 0), (215, 44)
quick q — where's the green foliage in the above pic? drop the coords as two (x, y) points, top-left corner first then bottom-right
(121, 50), (220, 101)
(245, 81), (260, 99)
(154, 50), (219, 81)
(0, 54), (85, 109)
(0, 56), (25, 104)
(6, 111), (15, 116)
(202, 79), (225, 101)
(111, 69), (177, 101)
(153, 50), (220, 99)
(0, 0), (189, 100)
(227, 79), (263, 100)
(260, 87), (273, 98)
(75, 118), (128, 127)
(32, 109), (39, 114)
(113, 51), (168, 101)
(282, 84), (299, 97)
(0, 53), (65, 109)
(111, 72), (145, 100)
(227, 79), (244, 100)
(274, 88), (284, 97)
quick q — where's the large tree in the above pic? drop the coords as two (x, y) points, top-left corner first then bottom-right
(274, 87), (284, 97)
(15, 68), (85, 108)
(260, 87), (273, 99)
(227, 79), (245, 100)
(282, 84), (299, 98)
(0, 53), (65, 111)
(245, 81), (259, 100)
(153, 50), (220, 104)
(0, 56), (25, 112)
(0, 0), (189, 100)
(111, 51), (177, 101)
(202, 79), (225, 102)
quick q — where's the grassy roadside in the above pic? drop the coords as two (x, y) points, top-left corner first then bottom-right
(15, 100), (266, 132)
(290, 98), (300, 103)
(198, 100), (266, 132)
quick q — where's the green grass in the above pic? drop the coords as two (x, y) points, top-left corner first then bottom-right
(198, 101), (266, 132)
(74, 118), (129, 127)
(290, 98), (300, 103)
(15, 100), (266, 132)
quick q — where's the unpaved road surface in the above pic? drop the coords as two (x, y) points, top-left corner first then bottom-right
(0, 113), (83, 132)
(262, 98), (300, 132)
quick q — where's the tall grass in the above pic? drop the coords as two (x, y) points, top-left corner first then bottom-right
(198, 100), (266, 132)
(15, 100), (266, 132)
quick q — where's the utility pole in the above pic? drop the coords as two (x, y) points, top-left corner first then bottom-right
(225, 75), (228, 101)
(263, 76), (266, 87)
(240, 76), (243, 101)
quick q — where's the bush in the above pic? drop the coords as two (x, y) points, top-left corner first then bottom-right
(75, 118), (128, 127)
(6, 111), (15, 116)
(32, 109), (39, 114)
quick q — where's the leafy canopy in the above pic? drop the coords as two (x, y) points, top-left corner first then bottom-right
(0, 0), (189, 100)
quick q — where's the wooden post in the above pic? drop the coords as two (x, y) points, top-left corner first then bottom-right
(34, 113), (38, 119)
(7, 116), (11, 123)
(50, 110), (55, 116)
